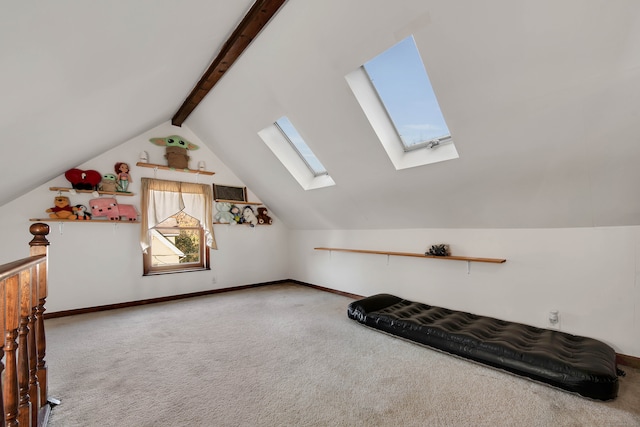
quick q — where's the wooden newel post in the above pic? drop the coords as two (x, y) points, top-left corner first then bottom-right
(29, 223), (50, 414)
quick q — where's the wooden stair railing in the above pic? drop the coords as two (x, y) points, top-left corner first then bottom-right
(0, 223), (52, 427)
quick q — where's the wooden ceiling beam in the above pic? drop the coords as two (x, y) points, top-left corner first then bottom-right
(172, 0), (287, 126)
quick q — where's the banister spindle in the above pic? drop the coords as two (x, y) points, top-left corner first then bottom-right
(17, 269), (32, 426)
(4, 275), (20, 427)
(30, 223), (50, 413)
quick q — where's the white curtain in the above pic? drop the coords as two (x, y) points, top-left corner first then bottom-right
(140, 178), (217, 252)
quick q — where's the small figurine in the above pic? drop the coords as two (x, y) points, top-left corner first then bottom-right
(99, 173), (119, 192)
(149, 135), (199, 169)
(426, 244), (450, 257)
(73, 204), (92, 220)
(256, 207), (273, 225)
(46, 196), (76, 220)
(242, 206), (258, 227)
(230, 205), (242, 224)
(115, 162), (132, 192)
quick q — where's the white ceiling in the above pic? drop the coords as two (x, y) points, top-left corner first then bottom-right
(4, 0), (640, 229)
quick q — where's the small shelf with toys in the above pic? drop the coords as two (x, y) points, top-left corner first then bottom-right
(142, 134), (214, 175)
(29, 218), (140, 224)
(213, 201), (273, 226)
(49, 187), (134, 196)
(214, 199), (262, 205)
(136, 162), (215, 176)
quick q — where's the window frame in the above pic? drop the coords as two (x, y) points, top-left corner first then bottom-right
(362, 35), (453, 152)
(143, 219), (210, 276)
(140, 178), (215, 276)
(274, 117), (328, 177)
(258, 118), (336, 190)
(345, 37), (459, 170)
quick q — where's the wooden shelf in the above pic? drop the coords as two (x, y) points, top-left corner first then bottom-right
(215, 199), (263, 205)
(136, 162), (215, 175)
(49, 187), (134, 196)
(314, 247), (506, 264)
(30, 218), (139, 223)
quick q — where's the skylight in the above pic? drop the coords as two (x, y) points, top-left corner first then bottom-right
(363, 36), (451, 151)
(275, 116), (328, 176)
(258, 117), (335, 190)
(345, 35), (459, 170)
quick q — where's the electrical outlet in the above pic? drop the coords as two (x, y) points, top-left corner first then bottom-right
(548, 310), (559, 328)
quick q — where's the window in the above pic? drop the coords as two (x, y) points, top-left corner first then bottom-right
(259, 116), (335, 190)
(147, 211), (207, 273)
(363, 36), (451, 151)
(140, 178), (215, 275)
(346, 35), (459, 170)
(275, 116), (328, 177)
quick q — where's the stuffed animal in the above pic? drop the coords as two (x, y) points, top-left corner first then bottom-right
(242, 206), (258, 227)
(214, 202), (235, 224)
(99, 174), (119, 192)
(65, 169), (101, 191)
(256, 207), (273, 225)
(149, 135), (199, 169)
(73, 204), (91, 220)
(89, 198), (138, 221)
(230, 205), (242, 224)
(46, 196), (76, 220)
(114, 162), (132, 192)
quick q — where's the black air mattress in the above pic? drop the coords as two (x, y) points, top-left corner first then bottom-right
(348, 294), (619, 400)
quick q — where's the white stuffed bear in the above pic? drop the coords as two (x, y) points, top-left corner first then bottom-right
(214, 202), (235, 223)
(242, 206), (259, 227)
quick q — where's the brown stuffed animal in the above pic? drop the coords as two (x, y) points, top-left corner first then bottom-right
(46, 196), (77, 220)
(256, 207), (273, 225)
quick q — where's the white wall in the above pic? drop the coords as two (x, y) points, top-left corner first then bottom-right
(0, 122), (289, 312)
(289, 228), (640, 357)
(2, 120), (637, 358)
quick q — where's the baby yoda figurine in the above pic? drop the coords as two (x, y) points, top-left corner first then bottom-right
(149, 135), (199, 169)
(99, 173), (119, 192)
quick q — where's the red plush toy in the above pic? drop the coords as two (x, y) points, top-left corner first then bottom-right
(65, 168), (102, 191)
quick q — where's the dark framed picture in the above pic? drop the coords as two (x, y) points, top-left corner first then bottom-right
(213, 184), (247, 202)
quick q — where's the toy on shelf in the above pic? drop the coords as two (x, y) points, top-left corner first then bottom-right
(46, 196), (76, 220)
(230, 205), (242, 224)
(73, 204), (91, 220)
(115, 162), (132, 192)
(256, 207), (273, 225)
(426, 244), (451, 257)
(89, 198), (138, 221)
(99, 174), (119, 192)
(242, 206), (258, 227)
(214, 202), (235, 224)
(65, 168), (101, 191)
(149, 135), (199, 169)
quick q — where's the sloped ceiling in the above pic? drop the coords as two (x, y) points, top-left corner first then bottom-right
(1, 0), (254, 206)
(4, 0), (640, 230)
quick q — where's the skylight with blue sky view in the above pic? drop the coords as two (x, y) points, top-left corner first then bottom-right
(363, 36), (451, 150)
(275, 116), (328, 177)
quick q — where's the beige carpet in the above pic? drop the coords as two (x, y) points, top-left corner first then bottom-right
(45, 283), (640, 426)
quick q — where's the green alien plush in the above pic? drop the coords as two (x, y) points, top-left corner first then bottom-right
(149, 135), (199, 169)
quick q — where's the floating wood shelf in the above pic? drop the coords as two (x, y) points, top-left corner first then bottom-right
(30, 218), (139, 224)
(49, 187), (134, 196)
(314, 247), (506, 264)
(215, 199), (263, 205)
(136, 162), (215, 175)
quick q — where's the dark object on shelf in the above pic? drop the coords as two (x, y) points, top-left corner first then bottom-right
(65, 168), (101, 191)
(427, 244), (450, 256)
(213, 184), (247, 202)
(347, 294), (619, 401)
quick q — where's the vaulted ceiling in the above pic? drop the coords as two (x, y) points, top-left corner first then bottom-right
(4, 0), (640, 229)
